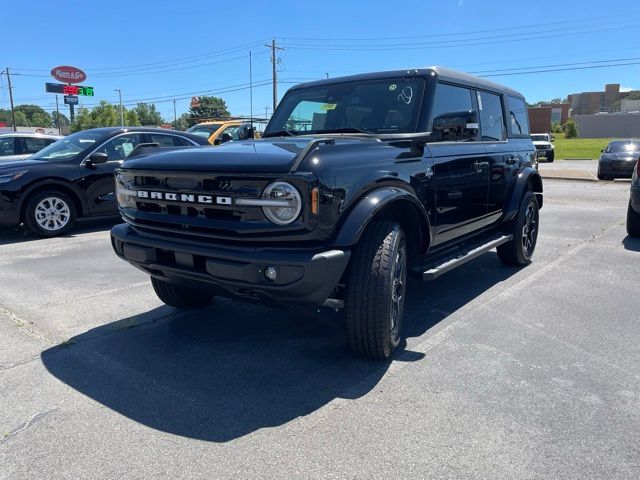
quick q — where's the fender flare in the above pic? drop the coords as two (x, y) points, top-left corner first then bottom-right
(332, 186), (431, 251)
(504, 168), (543, 223)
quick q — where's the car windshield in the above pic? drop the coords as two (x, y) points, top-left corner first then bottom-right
(265, 78), (426, 136)
(531, 135), (548, 142)
(606, 141), (640, 153)
(30, 131), (104, 161)
(186, 124), (222, 138)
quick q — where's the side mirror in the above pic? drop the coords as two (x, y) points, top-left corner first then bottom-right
(550, 136), (555, 142)
(600, 148), (605, 153)
(431, 110), (479, 141)
(85, 152), (109, 168)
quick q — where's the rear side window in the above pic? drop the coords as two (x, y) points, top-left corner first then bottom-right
(148, 134), (192, 147)
(507, 96), (529, 136)
(477, 91), (505, 141)
(22, 137), (56, 154)
(0, 137), (15, 156)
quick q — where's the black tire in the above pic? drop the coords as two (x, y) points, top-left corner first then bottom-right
(547, 151), (554, 162)
(24, 190), (77, 237)
(345, 220), (407, 359)
(151, 277), (214, 308)
(597, 173), (610, 181)
(627, 201), (640, 238)
(497, 191), (539, 266)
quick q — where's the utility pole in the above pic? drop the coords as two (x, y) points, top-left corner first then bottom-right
(55, 95), (61, 135)
(249, 50), (253, 132)
(114, 89), (124, 126)
(264, 106), (269, 121)
(265, 39), (284, 112)
(173, 99), (177, 130)
(4, 68), (17, 132)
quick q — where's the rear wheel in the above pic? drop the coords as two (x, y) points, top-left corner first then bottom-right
(497, 191), (539, 266)
(627, 201), (640, 237)
(151, 277), (214, 308)
(24, 190), (77, 237)
(345, 220), (406, 359)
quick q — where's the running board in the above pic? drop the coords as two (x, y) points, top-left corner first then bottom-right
(416, 234), (512, 280)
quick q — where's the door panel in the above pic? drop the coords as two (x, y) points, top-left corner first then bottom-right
(429, 142), (489, 244)
(79, 134), (142, 215)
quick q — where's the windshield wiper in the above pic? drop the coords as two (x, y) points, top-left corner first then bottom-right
(262, 130), (298, 138)
(314, 127), (375, 135)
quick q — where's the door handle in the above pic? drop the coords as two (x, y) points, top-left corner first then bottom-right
(503, 154), (517, 165)
(473, 160), (489, 171)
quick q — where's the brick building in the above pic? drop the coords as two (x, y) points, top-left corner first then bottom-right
(568, 84), (624, 115)
(527, 103), (570, 133)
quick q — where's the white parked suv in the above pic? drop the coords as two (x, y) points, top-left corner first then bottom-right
(0, 133), (62, 162)
(531, 133), (555, 162)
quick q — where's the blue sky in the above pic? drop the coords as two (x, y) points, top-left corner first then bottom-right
(2, 0), (640, 122)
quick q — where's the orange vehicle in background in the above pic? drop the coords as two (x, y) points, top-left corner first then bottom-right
(186, 120), (259, 145)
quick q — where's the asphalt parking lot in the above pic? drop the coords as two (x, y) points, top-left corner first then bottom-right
(1, 179), (639, 479)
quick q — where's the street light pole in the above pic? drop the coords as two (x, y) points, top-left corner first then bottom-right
(173, 99), (177, 130)
(114, 89), (124, 126)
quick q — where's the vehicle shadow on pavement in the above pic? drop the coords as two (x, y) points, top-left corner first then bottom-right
(0, 216), (120, 246)
(622, 235), (640, 252)
(40, 252), (519, 443)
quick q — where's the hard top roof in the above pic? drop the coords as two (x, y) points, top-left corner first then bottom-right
(286, 66), (525, 98)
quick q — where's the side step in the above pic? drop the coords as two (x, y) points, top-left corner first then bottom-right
(414, 234), (512, 280)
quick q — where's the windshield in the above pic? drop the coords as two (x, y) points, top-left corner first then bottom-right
(186, 124), (222, 138)
(30, 131), (104, 161)
(531, 135), (548, 142)
(265, 78), (425, 136)
(606, 141), (640, 153)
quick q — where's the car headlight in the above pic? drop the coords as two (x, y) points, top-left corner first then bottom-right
(0, 171), (27, 184)
(115, 174), (136, 208)
(261, 181), (302, 225)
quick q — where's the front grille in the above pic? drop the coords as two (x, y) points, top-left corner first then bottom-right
(117, 169), (311, 240)
(535, 144), (548, 150)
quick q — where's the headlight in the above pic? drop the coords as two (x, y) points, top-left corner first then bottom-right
(115, 174), (136, 208)
(261, 181), (302, 225)
(0, 171), (27, 184)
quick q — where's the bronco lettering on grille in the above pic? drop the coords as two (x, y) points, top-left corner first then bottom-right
(136, 190), (232, 205)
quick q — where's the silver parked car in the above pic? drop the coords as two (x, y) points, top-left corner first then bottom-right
(0, 133), (63, 162)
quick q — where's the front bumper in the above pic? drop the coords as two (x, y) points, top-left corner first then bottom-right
(110, 223), (350, 307)
(599, 160), (636, 178)
(535, 148), (553, 157)
(630, 184), (640, 214)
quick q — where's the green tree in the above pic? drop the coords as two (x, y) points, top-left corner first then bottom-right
(133, 102), (164, 126)
(171, 113), (190, 131)
(563, 119), (578, 139)
(188, 96), (230, 126)
(125, 109), (141, 127)
(52, 112), (70, 129)
(15, 104), (52, 127)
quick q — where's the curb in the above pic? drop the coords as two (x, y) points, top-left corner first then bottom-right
(540, 175), (599, 182)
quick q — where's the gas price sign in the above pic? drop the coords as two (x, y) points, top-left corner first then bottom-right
(45, 83), (94, 96)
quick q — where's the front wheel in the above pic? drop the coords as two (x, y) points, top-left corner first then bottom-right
(24, 190), (77, 237)
(151, 277), (214, 308)
(345, 220), (407, 359)
(547, 151), (554, 162)
(497, 191), (539, 266)
(627, 201), (640, 237)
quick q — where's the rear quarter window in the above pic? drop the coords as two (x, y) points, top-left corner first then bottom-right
(507, 96), (530, 137)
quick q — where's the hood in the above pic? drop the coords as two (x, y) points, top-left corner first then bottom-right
(122, 138), (314, 173)
(0, 158), (50, 173)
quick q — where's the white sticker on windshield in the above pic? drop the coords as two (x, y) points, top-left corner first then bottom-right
(398, 86), (413, 104)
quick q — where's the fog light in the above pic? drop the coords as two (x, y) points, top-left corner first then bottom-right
(264, 266), (278, 281)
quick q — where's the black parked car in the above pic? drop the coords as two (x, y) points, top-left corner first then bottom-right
(0, 127), (208, 236)
(598, 140), (640, 180)
(111, 67), (542, 359)
(627, 157), (640, 237)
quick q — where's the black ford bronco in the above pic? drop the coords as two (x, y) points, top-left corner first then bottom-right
(111, 67), (542, 359)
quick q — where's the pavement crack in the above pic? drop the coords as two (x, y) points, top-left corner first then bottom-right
(0, 354), (41, 373)
(1, 407), (57, 445)
(0, 305), (54, 345)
